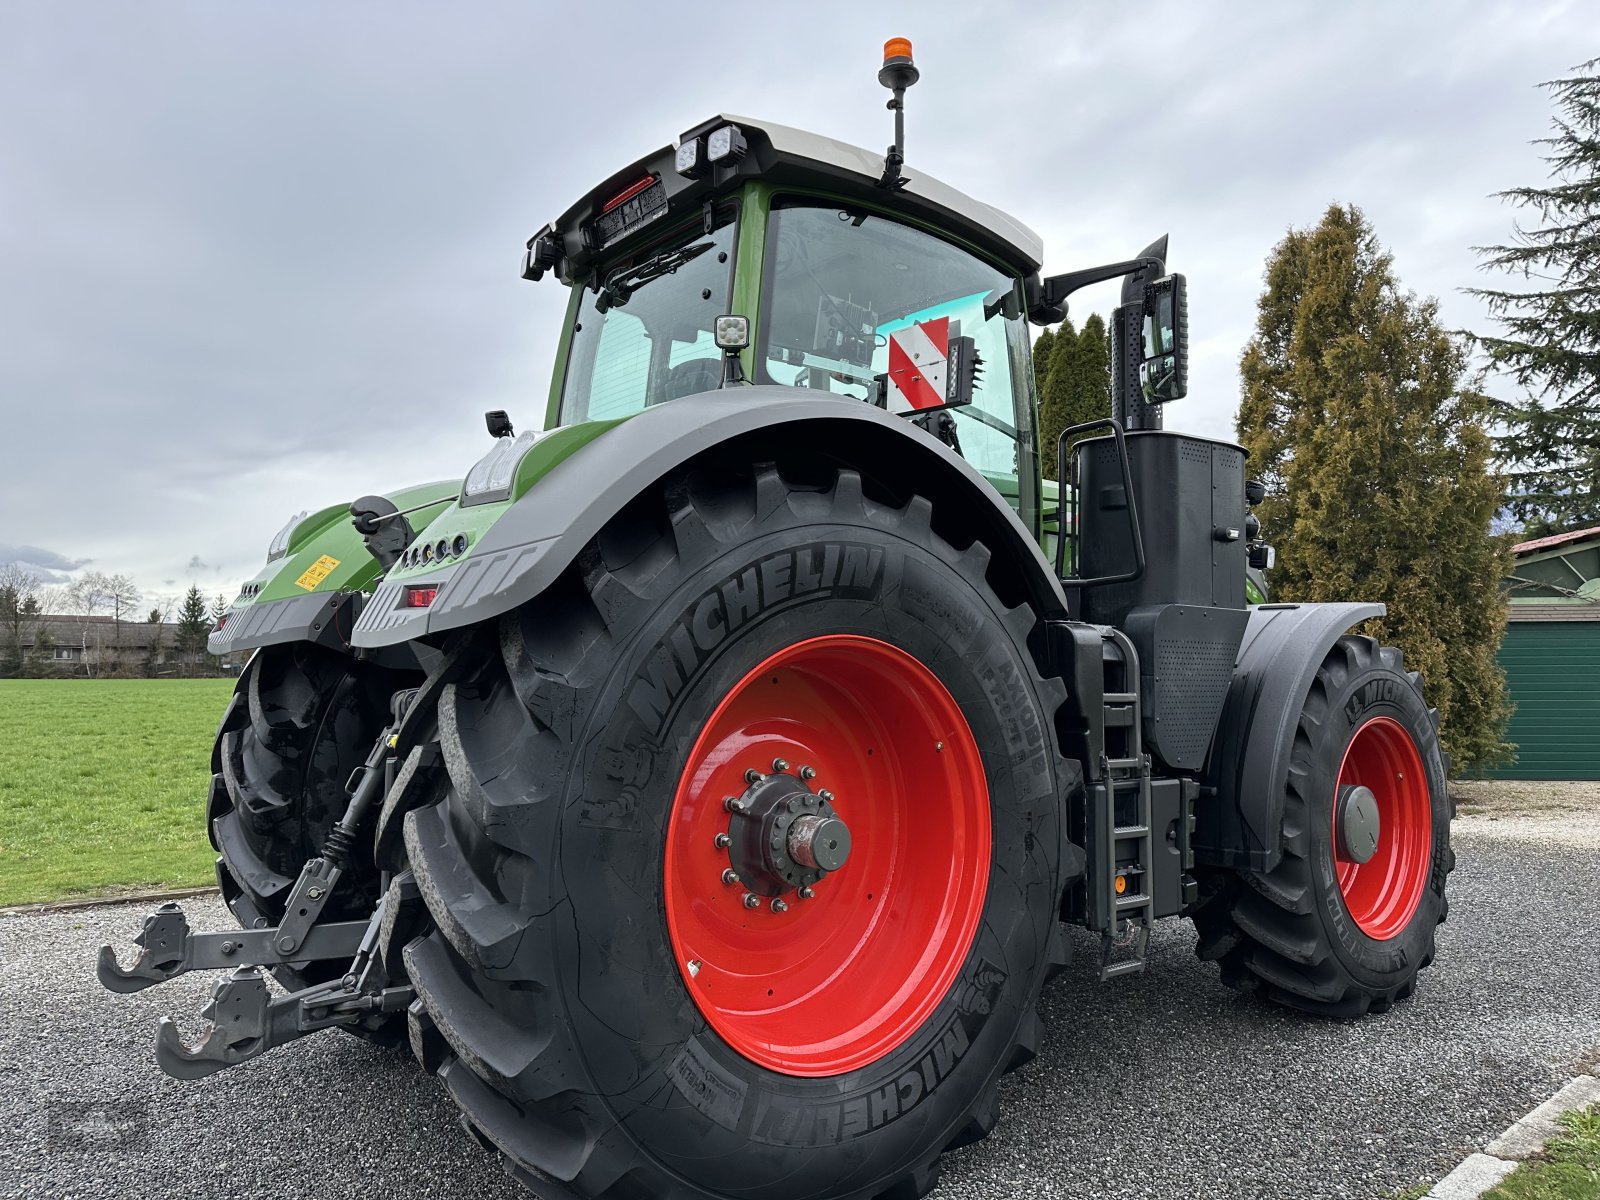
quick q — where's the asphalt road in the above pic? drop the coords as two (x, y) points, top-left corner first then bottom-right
(2, 793), (1597, 1200)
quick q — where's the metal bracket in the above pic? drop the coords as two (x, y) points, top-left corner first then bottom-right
(151, 894), (411, 1079)
(153, 966), (413, 1079)
(96, 902), (371, 994)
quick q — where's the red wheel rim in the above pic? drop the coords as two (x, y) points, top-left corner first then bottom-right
(1332, 715), (1432, 940)
(664, 634), (990, 1077)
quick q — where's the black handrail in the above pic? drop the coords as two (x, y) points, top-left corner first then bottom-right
(1055, 417), (1147, 589)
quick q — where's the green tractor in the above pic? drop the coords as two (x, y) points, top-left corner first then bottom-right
(100, 41), (1452, 1200)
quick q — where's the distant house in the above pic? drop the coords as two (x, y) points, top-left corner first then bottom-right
(21, 614), (182, 677)
(1491, 526), (1600, 780)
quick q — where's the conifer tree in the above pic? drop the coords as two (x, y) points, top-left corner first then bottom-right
(1470, 59), (1600, 535)
(1070, 312), (1113, 438)
(1238, 203), (1512, 768)
(1031, 326), (1055, 397)
(1039, 315), (1114, 481)
(172, 585), (210, 677)
(1038, 317), (1077, 480)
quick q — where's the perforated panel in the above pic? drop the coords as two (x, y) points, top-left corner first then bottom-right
(1124, 602), (1250, 771)
(1151, 637), (1241, 767)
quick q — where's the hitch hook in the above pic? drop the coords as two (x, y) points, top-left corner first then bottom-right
(96, 902), (190, 994)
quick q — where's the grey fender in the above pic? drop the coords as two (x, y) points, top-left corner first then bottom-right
(351, 386), (1068, 647)
(1195, 601), (1385, 872)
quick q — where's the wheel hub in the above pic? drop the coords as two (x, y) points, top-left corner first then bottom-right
(725, 768), (851, 898)
(1336, 784), (1382, 864)
(663, 633), (991, 1076)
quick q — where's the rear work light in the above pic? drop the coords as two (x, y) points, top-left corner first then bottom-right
(404, 586), (438, 609)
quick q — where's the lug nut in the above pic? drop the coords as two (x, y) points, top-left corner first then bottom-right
(745, 769), (762, 785)
(772, 758), (789, 773)
(771, 898), (788, 913)
(818, 789), (835, 803)
(722, 869), (740, 886)
(742, 893), (761, 910)
(713, 832), (731, 849)
(723, 795), (742, 812)
(799, 765), (817, 781)
(798, 886), (816, 900)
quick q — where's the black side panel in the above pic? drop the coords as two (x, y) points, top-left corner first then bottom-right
(1123, 603), (1250, 771)
(1196, 602), (1385, 871)
(1077, 431), (1246, 625)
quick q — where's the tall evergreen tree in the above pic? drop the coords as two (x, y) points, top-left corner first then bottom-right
(1037, 317), (1078, 480)
(172, 585), (210, 677)
(1039, 315), (1114, 481)
(1070, 313), (1113, 444)
(1239, 203), (1512, 769)
(1470, 59), (1600, 535)
(1031, 326), (1055, 396)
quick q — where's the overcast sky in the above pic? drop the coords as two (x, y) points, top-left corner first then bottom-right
(1, 1), (1589, 611)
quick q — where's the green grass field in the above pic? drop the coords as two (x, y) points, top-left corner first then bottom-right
(0, 678), (235, 906)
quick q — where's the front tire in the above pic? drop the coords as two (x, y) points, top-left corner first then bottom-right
(1192, 635), (1453, 1016)
(401, 460), (1076, 1199)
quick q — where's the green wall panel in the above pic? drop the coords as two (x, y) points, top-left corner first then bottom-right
(1489, 620), (1600, 780)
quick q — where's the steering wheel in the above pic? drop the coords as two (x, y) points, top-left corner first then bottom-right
(660, 357), (725, 402)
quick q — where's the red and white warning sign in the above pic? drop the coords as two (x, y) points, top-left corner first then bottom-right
(886, 317), (951, 413)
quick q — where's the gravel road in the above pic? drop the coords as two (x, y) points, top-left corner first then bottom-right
(2, 784), (1597, 1200)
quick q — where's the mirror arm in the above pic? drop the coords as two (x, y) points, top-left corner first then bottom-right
(1028, 256), (1164, 324)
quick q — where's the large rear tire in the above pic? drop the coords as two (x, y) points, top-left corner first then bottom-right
(1191, 635), (1453, 1016)
(207, 642), (414, 993)
(400, 460), (1076, 1200)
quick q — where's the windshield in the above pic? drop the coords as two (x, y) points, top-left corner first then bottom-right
(757, 200), (1029, 481)
(559, 208), (737, 423)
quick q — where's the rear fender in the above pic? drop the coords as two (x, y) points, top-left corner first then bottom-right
(209, 479), (461, 657)
(350, 387), (1067, 647)
(1196, 601), (1385, 871)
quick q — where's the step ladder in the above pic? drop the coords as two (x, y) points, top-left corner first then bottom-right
(1089, 629), (1154, 980)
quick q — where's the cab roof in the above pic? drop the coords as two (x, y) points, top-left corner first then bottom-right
(538, 114), (1045, 280)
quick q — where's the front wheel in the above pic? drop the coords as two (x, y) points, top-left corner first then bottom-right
(400, 460), (1077, 1199)
(1192, 635), (1453, 1016)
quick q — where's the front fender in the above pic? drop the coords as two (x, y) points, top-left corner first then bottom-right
(351, 387), (1067, 647)
(1195, 601), (1385, 871)
(209, 479), (461, 656)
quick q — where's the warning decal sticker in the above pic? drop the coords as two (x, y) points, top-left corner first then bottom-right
(293, 555), (340, 591)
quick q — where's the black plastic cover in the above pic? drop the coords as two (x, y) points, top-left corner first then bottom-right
(1076, 431), (1247, 626)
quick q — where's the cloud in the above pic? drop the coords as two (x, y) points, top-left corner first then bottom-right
(0, 1), (1587, 592)
(0, 544), (93, 583)
(0, 544), (91, 572)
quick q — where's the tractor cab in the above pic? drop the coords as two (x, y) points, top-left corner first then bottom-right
(529, 107), (1050, 523)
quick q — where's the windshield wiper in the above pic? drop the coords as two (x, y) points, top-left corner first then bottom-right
(595, 240), (714, 312)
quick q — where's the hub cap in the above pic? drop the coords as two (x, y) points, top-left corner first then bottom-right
(1332, 716), (1431, 940)
(664, 634), (990, 1077)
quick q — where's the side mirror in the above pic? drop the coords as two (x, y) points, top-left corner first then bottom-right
(1140, 273), (1188, 403)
